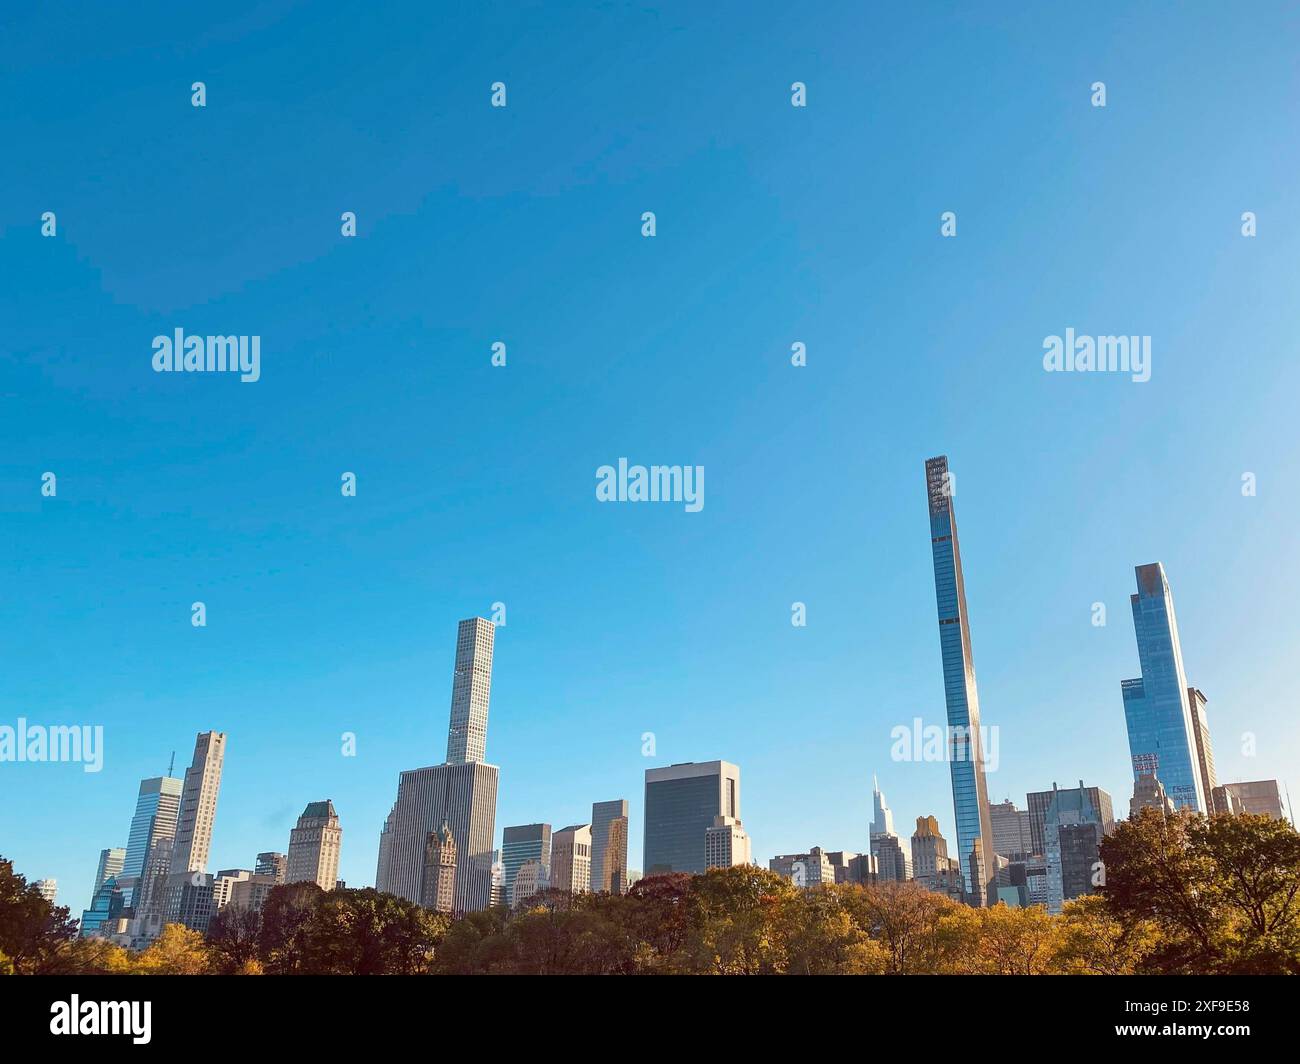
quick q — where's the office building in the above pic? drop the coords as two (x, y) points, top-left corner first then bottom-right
(551, 824), (593, 894)
(923, 456), (998, 905)
(118, 775), (183, 909)
(870, 778), (912, 882)
(228, 874), (279, 914)
(705, 815), (752, 869)
(988, 799), (1033, 861)
(376, 619), (500, 912)
(823, 851), (874, 885)
(287, 800), (342, 891)
(90, 847), (126, 902)
(770, 848), (834, 887)
(212, 869), (253, 909)
(170, 731), (226, 874)
(1041, 781), (1114, 914)
(1187, 688), (1218, 810)
(512, 860), (545, 908)
(1213, 780), (1286, 819)
(1130, 771), (1177, 817)
(501, 824), (551, 908)
(34, 879), (57, 904)
(643, 761), (740, 875)
(80, 877), (125, 938)
(591, 799), (630, 893)
(255, 852), (287, 884)
(1120, 564), (1206, 812)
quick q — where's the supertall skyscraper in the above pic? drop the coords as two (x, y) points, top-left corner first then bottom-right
(170, 731), (227, 874)
(376, 618), (500, 912)
(923, 456), (997, 905)
(1120, 563), (1207, 812)
(870, 777), (911, 882)
(591, 799), (629, 893)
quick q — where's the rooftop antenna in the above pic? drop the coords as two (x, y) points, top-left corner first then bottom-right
(1287, 782), (1296, 830)
(167, 750), (175, 778)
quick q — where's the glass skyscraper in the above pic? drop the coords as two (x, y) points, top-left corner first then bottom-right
(501, 823), (552, 906)
(923, 456), (996, 905)
(119, 775), (183, 907)
(643, 761), (740, 876)
(1121, 563), (1206, 812)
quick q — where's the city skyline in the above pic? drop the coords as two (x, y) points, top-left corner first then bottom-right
(5, 3), (1300, 917)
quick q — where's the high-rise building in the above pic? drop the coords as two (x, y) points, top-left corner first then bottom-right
(420, 820), (458, 913)
(501, 824), (551, 907)
(170, 731), (227, 874)
(376, 619), (500, 912)
(910, 815), (952, 878)
(287, 800), (342, 891)
(1212, 780), (1286, 819)
(644, 761), (741, 875)
(212, 869), (253, 909)
(511, 860), (545, 908)
(1130, 772), (1177, 817)
(1120, 564), (1206, 812)
(1028, 783), (1111, 858)
(923, 456), (997, 905)
(1041, 781), (1114, 914)
(159, 871), (216, 934)
(705, 815), (752, 869)
(34, 879), (57, 904)
(870, 778), (912, 882)
(591, 799), (630, 893)
(1187, 688), (1218, 810)
(90, 848), (126, 903)
(255, 852), (287, 884)
(550, 824), (593, 894)
(988, 799), (1034, 861)
(118, 775), (183, 909)
(445, 616), (495, 765)
(823, 851), (874, 885)
(80, 877), (125, 938)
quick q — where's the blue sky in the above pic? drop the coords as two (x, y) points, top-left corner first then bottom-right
(3, 1), (1300, 914)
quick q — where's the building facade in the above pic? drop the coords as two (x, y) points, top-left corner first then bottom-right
(376, 618), (500, 912)
(923, 456), (997, 905)
(287, 800), (342, 891)
(591, 799), (630, 893)
(870, 779), (912, 882)
(255, 852), (287, 884)
(420, 821), (458, 913)
(170, 731), (226, 875)
(1041, 781), (1114, 914)
(501, 824), (551, 907)
(550, 824), (593, 894)
(1213, 780), (1286, 819)
(988, 799), (1034, 861)
(643, 761), (741, 876)
(705, 815), (752, 869)
(1120, 564), (1206, 812)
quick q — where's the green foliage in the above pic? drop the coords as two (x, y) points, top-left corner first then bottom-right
(6, 812), (1299, 975)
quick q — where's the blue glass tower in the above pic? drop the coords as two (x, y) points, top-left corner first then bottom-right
(924, 456), (996, 905)
(1121, 563), (1206, 812)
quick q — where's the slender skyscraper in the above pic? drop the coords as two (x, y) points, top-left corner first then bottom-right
(869, 777), (912, 881)
(170, 731), (227, 874)
(923, 456), (996, 905)
(376, 619), (500, 912)
(1120, 564), (1206, 812)
(590, 799), (629, 893)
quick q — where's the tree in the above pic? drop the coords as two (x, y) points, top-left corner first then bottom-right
(207, 904), (263, 974)
(258, 881), (325, 974)
(840, 882), (961, 974)
(299, 888), (447, 975)
(1053, 894), (1159, 974)
(134, 924), (211, 975)
(0, 857), (79, 974)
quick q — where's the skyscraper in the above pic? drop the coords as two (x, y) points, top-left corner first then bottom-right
(170, 731), (227, 874)
(287, 800), (342, 891)
(420, 820), (457, 913)
(446, 616), (495, 765)
(376, 619), (500, 912)
(643, 761), (741, 876)
(255, 852), (287, 884)
(34, 879), (57, 904)
(118, 775), (183, 909)
(591, 799), (630, 893)
(1041, 781), (1114, 914)
(90, 847), (126, 903)
(1120, 563), (1206, 812)
(550, 824), (593, 894)
(1212, 780), (1286, 819)
(870, 777), (912, 882)
(705, 815), (752, 869)
(988, 799), (1034, 861)
(923, 456), (997, 905)
(501, 823), (552, 907)
(1187, 688), (1218, 811)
